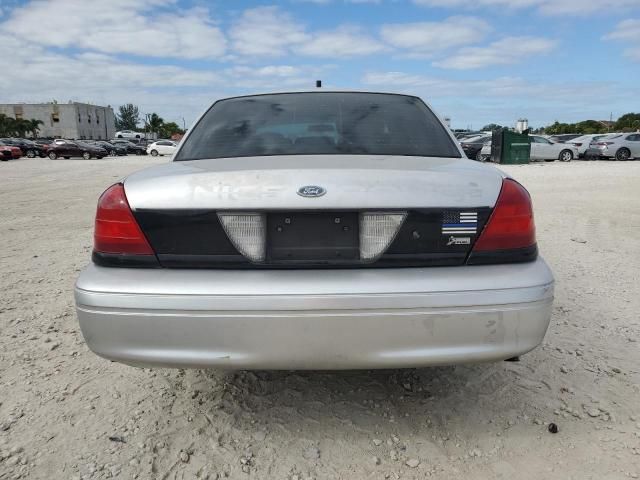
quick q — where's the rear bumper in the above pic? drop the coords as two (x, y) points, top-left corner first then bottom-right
(75, 259), (554, 369)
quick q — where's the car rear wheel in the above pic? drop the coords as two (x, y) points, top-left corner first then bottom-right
(109, 149), (116, 156)
(48, 151), (58, 160)
(475, 151), (485, 161)
(150, 149), (159, 156)
(26, 149), (36, 158)
(559, 150), (573, 162)
(82, 151), (91, 160)
(615, 148), (631, 161)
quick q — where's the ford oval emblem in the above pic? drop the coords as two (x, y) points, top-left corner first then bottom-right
(297, 185), (326, 198)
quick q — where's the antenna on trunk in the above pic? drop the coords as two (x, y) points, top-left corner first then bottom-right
(316, 80), (322, 88)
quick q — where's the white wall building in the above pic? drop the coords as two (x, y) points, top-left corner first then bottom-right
(0, 102), (116, 139)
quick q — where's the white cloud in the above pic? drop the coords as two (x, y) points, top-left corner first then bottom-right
(230, 6), (310, 57)
(434, 36), (556, 69)
(230, 7), (385, 58)
(604, 19), (640, 61)
(296, 26), (387, 57)
(362, 71), (619, 103)
(380, 17), (491, 57)
(2, 0), (226, 59)
(0, 27), (330, 123)
(361, 70), (633, 126)
(413, 0), (640, 15)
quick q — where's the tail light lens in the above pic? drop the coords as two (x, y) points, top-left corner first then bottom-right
(472, 179), (535, 252)
(359, 212), (406, 261)
(94, 183), (154, 255)
(218, 213), (266, 263)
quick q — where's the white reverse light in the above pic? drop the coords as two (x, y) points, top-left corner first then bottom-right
(218, 213), (266, 263)
(359, 212), (407, 262)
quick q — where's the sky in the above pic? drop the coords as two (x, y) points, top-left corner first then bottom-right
(0, 0), (638, 130)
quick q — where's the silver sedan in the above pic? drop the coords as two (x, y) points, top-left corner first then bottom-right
(75, 91), (554, 370)
(595, 133), (640, 160)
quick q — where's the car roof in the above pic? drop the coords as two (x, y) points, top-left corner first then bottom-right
(213, 89), (424, 103)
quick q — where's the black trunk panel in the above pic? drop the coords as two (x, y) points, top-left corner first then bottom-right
(267, 212), (359, 263)
(132, 208), (493, 268)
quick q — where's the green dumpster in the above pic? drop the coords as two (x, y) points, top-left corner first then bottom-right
(490, 129), (531, 164)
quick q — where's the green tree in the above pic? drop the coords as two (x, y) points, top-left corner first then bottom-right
(115, 104), (140, 130)
(481, 123), (503, 131)
(145, 113), (164, 137)
(574, 120), (605, 134)
(158, 121), (184, 139)
(13, 119), (32, 137)
(0, 115), (44, 137)
(0, 114), (16, 136)
(614, 113), (640, 131)
(27, 119), (44, 138)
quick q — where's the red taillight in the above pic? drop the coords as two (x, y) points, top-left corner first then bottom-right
(473, 179), (535, 252)
(573, 143), (582, 147)
(94, 183), (154, 255)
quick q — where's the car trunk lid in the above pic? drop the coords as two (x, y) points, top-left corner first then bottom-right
(123, 155), (504, 268)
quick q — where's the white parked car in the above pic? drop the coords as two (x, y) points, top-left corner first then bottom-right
(479, 139), (492, 162)
(146, 140), (178, 156)
(565, 134), (601, 158)
(594, 133), (640, 161)
(529, 135), (578, 162)
(479, 136), (578, 162)
(115, 130), (145, 139)
(74, 91), (554, 370)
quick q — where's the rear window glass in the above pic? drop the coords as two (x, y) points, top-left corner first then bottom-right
(175, 92), (460, 160)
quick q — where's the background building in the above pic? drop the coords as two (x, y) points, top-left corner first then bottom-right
(0, 102), (116, 139)
(515, 118), (529, 133)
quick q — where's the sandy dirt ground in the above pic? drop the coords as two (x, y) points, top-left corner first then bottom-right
(1, 156), (639, 480)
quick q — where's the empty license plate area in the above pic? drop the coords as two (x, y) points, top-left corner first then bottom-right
(267, 212), (359, 262)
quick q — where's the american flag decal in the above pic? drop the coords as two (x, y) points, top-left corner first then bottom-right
(442, 211), (478, 234)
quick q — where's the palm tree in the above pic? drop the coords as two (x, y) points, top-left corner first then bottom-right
(145, 113), (164, 137)
(27, 119), (44, 138)
(0, 114), (17, 137)
(13, 119), (33, 138)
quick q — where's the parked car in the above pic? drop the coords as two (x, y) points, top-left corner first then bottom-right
(548, 134), (582, 143)
(529, 135), (578, 161)
(146, 140), (178, 156)
(0, 138), (46, 158)
(75, 91), (554, 370)
(583, 134), (621, 159)
(115, 130), (145, 139)
(45, 139), (106, 159)
(78, 141), (108, 158)
(478, 139), (493, 162)
(0, 141), (22, 160)
(112, 139), (147, 155)
(0, 141), (22, 162)
(594, 133), (640, 161)
(24, 140), (47, 158)
(565, 134), (601, 158)
(460, 134), (491, 161)
(90, 141), (128, 156)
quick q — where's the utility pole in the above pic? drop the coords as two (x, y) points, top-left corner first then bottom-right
(609, 112), (612, 132)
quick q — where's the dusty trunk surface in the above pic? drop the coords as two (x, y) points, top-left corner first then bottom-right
(1, 157), (638, 480)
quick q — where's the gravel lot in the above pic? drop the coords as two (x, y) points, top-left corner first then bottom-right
(1, 156), (639, 480)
